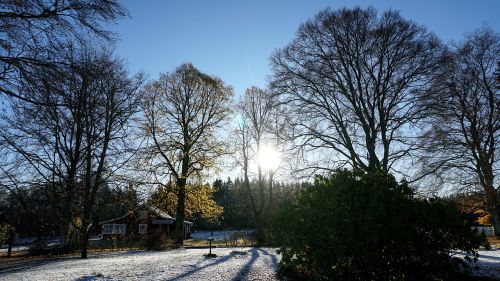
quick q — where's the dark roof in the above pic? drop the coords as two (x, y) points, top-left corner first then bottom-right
(99, 206), (192, 225)
(149, 206), (174, 220)
(148, 206), (192, 224)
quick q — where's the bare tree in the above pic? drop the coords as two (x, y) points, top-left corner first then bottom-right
(77, 50), (143, 258)
(0, 0), (127, 104)
(0, 46), (143, 257)
(142, 63), (233, 245)
(234, 86), (284, 241)
(270, 7), (442, 175)
(0, 0), (128, 240)
(418, 27), (500, 233)
(0, 51), (86, 246)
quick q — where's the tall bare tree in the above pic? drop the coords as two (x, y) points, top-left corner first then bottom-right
(418, 28), (500, 234)
(0, 0), (128, 105)
(0, 47), (143, 257)
(142, 63), (233, 245)
(77, 50), (143, 258)
(271, 7), (442, 175)
(0, 1), (128, 236)
(234, 86), (284, 241)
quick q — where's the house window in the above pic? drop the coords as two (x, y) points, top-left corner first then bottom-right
(138, 224), (147, 234)
(102, 224), (126, 235)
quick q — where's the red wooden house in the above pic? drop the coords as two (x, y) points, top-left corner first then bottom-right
(98, 206), (192, 239)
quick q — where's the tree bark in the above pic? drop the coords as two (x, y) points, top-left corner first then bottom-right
(60, 187), (74, 247)
(6, 228), (13, 258)
(80, 228), (90, 258)
(174, 178), (187, 245)
(485, 188), (500, 236)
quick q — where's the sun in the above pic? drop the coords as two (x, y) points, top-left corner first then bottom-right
(257, 144), (281, 171)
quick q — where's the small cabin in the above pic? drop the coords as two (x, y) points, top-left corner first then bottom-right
(98, 206), (192, 239)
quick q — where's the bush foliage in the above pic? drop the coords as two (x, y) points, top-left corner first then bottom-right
(271, 170), (486, 281)
(144, 230), (173, 250)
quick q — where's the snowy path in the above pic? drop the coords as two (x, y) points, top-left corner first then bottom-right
(0, 247), (279, 281)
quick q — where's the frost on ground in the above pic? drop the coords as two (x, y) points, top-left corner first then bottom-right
(1, 248), (500, 281)
(0, 247), (279, 281)
(470, 249), (500, 280)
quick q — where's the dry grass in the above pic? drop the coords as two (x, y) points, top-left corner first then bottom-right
(487, 236), (500, 248)
(182, 238), (257, 248)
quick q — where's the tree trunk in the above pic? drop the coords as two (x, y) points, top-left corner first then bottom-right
(79, 205), (92, 258)
(80, 196), (93, 258)
(174, 178), (187, 245)
(484, 187), (500, 236)
(80, 228), (89, 258)
(60, 186), (75, 247)
(492, 209), (500, 237)
(486, 203), (500, 236)
(60, 214), (72, 247)
(7, 229), (13, 258)
(486, 196), (500, 236)
(254, 215), (266, 243)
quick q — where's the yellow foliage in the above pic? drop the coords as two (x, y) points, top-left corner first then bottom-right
(474, 210), (492, 225)
(151, 183), (223, 224)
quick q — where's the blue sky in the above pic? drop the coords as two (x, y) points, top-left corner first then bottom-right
(111, 0), (500, 97)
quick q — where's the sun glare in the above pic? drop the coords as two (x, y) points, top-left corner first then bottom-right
(257, 145), (281, 171)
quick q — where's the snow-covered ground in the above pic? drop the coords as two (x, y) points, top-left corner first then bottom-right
(471, 249), (500, 279)
(0, 247), (279, 281)
(1, 247), (499, 280)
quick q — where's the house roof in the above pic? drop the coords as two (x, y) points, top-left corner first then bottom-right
(148, 206), (192, 224)
(99, 206), (192, 225)
(149, 206), (174, 220)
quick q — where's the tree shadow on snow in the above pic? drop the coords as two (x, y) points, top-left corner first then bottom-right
(478, 253), (500, 262)
(167, 247), (279, 281)
(231, 247), (279, 281)
(231, 248), (260, 281)
(168, 253), (236, 281)
(256, 248), (278, 269)
(74, 274), (111, 281)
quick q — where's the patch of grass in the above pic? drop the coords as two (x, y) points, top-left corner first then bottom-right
(182, 238), (257, 247)
(486, 236), (500, 248)
(182, 239), (228, 247)
(0, 250), (27, 258)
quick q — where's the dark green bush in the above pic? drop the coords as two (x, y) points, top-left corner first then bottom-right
(271, 170), (486, 281)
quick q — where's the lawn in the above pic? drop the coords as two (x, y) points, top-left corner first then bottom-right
(1, 238), (499, 280)
(0, 247), (279, 281)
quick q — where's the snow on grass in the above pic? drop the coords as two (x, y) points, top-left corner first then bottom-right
(1, 247), (499, 280)
(0, 247), (279, 281)
(471, 249), (500, 279)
